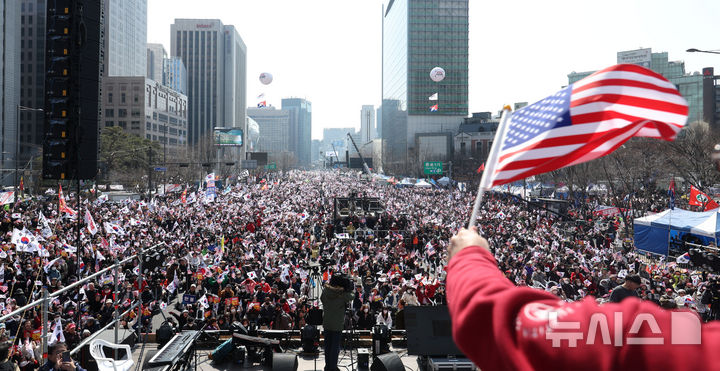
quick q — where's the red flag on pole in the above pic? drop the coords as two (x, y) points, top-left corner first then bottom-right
(689, 185), (719, 210)
(58, 185), (77, 216)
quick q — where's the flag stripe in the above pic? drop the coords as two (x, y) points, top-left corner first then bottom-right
(575, 65), (678, 90)
(570, 94), (689, 115)
(571, 84), (687, 106)
(573, 77), (683, 97)
(571, 109), (685, 129)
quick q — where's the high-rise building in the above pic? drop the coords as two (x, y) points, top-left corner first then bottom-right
(381, 0), (469, 172)
(1, 0), (20, 186)
(360, 105), (375, 143)
(247, 107), (290, 158)
(376, 106), (382, 139)
(163, 57), (187, 95)
(19, 0), (45, 165)
(170, 19), (247, 158)
(101, 77), (188, 154)
(104, 0), (147, 77)
(568, 48), (705, 125)
(146, 43), (166, 82)
(282, 98), (312, 167)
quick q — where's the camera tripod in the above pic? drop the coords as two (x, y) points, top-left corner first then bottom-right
(340, 307), (360, 371)
(308, 264), (324, 302)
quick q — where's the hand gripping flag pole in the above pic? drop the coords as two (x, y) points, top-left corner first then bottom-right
(469, 106), (512, 227)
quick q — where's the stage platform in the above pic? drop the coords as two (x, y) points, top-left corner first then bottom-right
(131, 343), (419, 371)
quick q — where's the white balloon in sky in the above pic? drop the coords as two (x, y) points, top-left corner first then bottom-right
(430, 67), (445, 82)
(259, 72), (273, 85)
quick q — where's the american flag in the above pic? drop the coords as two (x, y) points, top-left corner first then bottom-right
(429, 104), (438, 112)
(484, 64), (688, 187)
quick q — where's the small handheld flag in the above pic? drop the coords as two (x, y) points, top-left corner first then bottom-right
(429, 104), (438, 112)
(428, 93), (438, 101)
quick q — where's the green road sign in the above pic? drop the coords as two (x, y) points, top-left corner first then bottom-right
(423, 161), (443, 175)
(265, 163), (277, 170)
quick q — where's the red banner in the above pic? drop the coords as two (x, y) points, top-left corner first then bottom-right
(689, 186), (719, 210)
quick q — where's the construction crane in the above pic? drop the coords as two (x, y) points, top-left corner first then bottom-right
(347, 133), (372, 175)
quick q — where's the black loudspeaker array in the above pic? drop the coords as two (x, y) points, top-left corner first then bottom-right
(43, 0), (103, 180)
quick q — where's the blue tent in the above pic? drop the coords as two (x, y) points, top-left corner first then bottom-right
(634, 208), (720, 256)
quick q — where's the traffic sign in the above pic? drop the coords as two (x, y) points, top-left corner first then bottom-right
(265, 163), (277, 170)
(423, 161), (443, 175)
(154, 167), (167, 172)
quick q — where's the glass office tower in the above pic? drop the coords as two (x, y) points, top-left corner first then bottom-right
(382, 0), (469, 171)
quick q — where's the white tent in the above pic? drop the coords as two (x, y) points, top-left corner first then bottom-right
(415, 180), (432, 188)
(634, 208), (720, 255)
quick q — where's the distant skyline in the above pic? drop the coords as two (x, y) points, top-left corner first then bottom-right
(148, 0), (720, 140)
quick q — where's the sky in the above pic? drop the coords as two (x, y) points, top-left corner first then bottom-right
(147, 0), (720, 140)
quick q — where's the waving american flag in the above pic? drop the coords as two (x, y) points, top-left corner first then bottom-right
(483, 64), (688, 188)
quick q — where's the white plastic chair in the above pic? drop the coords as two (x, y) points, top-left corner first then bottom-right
(89, 339), (134, 371)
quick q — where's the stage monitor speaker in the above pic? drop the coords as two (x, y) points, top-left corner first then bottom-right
(405, 306), (463, 356)
(272, 353), (298, 371)
(371, 352), (403, 371)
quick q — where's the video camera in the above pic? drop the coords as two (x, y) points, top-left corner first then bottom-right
(329, 274), (355, 293)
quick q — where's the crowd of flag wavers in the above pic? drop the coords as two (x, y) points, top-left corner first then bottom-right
(0, 169), (714, 368)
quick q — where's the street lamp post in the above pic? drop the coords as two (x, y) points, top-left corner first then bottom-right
(687, 48), (720, 55)
(16, 105), (43, 201)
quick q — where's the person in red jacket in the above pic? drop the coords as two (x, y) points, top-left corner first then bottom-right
(446, 227), (720, 371)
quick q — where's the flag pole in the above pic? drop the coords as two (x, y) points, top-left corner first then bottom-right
(469, 106), (512, 228)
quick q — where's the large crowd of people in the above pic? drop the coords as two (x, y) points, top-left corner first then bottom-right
(0, 169), (715, 369)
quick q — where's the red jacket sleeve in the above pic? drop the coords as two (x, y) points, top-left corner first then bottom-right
(447, 245), (720, 371)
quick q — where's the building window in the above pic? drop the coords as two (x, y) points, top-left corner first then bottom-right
(146, 122), (151, 130)
(121, 93), (126, 103)
(105, 109), (114, 117)
(108, 93), (113, 103)
(131, 109), (141, 117)
(118, 109), (127, 117)
(146, 134), (151, 139)
(131, 121), (141, 130)
(134, 95), (139, 103)
(105, 121), (114, 127)
(119, 121), (127, 129)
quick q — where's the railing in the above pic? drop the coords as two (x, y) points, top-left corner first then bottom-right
(336, 228), (411, 240)
(0, 242), (165, 359)
(685, 241), (720, 252)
